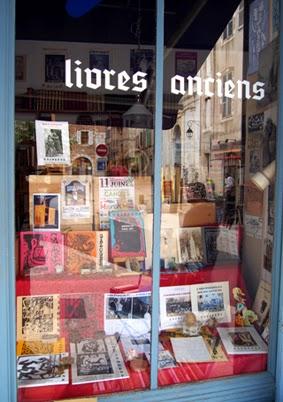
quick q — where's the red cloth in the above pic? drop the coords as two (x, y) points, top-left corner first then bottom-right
(17, 265), (267, 402)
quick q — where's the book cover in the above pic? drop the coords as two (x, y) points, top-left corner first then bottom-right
(109, 210), (146, 261)
(19, 231), (64, 276)
(98, 176), (135, 229)
(61, 177), (92, 220)
(35, 120), (71, 165)
(70, 336), (129, 384)
(159, 285), (192, 330)
(17, 295), (60, 340)
(17, 338), (65, 356)
(32, 193), (60, 231)
(65, 231), (96, 274)
(177, 227), (205, 265)
(17, 353), (69, 388)
(217, 326), (268, 355)
(253, 280), (272, 327)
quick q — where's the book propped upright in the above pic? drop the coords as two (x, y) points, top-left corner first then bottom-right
(109, 210), (146, 262)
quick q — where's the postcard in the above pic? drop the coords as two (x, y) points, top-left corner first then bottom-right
(253, 280), (272, 326)
(104, 291), (151, 336)
(159, 285), (192, 330)
(17, 295), (60, 340)
(17, 353), (69, 388)
(35, 120), (70, 165)
(61, 177), (92, 219)
(32, 193), (60, 231)
(191, 281), (231, 323)
(70, 336), (129, 384)
(170, 336), (212, 363)
(217, 327), (268, 354)
(19, 231), (64, 276)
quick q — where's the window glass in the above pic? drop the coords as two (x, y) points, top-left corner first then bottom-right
(159, 0), (278, 385)
(15, 1), (156, 400)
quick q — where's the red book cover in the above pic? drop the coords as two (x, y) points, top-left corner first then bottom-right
(65, 231), (96, 274)
(19, 231), (64, 276)
(109, 210), (146, 261)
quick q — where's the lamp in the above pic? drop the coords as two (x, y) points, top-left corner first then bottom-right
(123, 96), (153, 128)
(186, 120), (200, 138)
(250, 160), (276, 191)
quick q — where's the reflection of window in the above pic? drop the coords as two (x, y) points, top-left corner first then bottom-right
(76, 130), (93, 145)
(204, 97), (212, 129)
(222, 71), (233, 118)
(80, 131), (89, 145)
(238, 1), (244, 29)
(223, 19), (233, 40)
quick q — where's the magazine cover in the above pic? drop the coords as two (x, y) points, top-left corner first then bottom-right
(70, 336), (129, 384)
(99, 176), (135, 229)
(109, 210), (146, 261)
(61, 177), (92, 220)
(35, 120), (70, 165)
(17, 295), (60, 340)
(104, 291), (151, 336)
(191, 281), (231, 323)
(218, 326), (268, 354)
(32, 193), (60, 231)
(19, 231), (64, 276)
(17, 353), (69, 388)
(65, 231), (96, 274)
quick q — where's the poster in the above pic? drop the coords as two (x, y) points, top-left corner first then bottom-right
(175, 51), (198, 77)
(35, 120), (70, 165)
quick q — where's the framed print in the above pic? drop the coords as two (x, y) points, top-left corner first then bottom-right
(35, 120), (71, 165)
(89, 51), (110, 70)
(32, 193), (60, 231)
(175, 51), (198, 77)
(15, 55), (26, 81)
(130, 49), (154, 75)
(45, 54), (65, 83)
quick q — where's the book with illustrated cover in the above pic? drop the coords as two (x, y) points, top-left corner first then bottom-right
(65, 231), (96, 274)
(99, 176), (135, 229)
(32, 193), (60, 231)
(177, 227), (206, 265)
(17, 295), (60, 340)
(17, 338), (65, 356)
(17, 353), (69, 388)
(19, 231), (64, 276)
(145, 350), (177, 369)
(70, 336), (129, 384)
(109, 210), (146, 261)
(217, 327), (268, 355)
(95, 231), (110, 270)
(61, 177), (92, 220)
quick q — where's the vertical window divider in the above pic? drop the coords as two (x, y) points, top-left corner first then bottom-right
(150, 0), (164, 390)
(0, 0), (17, 401)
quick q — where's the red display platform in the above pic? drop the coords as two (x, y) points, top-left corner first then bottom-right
(17, 265), (267, 402)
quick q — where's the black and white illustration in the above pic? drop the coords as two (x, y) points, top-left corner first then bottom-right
(17, 353), (69, 388)
(177, 228), (205, 264)
(159, 285), (192, 330)
(146, 350), (176, 369)
(35, 120), (70, 165)
(104, 292), (151, 336)
(17, 295), (60, 340)
(71, 336), (129, 384)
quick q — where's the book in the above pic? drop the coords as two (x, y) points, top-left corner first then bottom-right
(253, 280), (272, 327)
(217, 326), (268, 355)
(35, 120), (71, 166)
(17, 353), (69, 388)
(32, 193), (60, 231)
(203, 226), (241, 265)
(95, 231), (110, 271)
(177, 227), (206, 265)
(145, 350), (176, 369)
(17, 338), (65, 356)
(70, 336), (129, 384)
(19, 231), (64, 276)
(109, 210), (146, 261)
(61, 177), (92, 220)
(65, 231), (96, 274)
(159, 285), (192, 330)
(17, 295), (60, 341)
(98, 176), (135, 229)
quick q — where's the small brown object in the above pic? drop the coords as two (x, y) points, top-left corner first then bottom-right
(184, 312), (197, 326)
(129, 356), (149, 372)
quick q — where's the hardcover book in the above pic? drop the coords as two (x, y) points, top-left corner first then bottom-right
(17, 353), (69, 388)
(19, 231), (64, 276)
(65, 231), (96, 274)
(109, 210), (146, 261)
(70, 336), (129, 384)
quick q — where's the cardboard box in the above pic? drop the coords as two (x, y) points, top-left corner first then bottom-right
(178, 202), (216, 227)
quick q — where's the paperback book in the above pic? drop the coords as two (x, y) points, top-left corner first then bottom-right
(70, 336), (129, 384)
(64, 231), (96, 274)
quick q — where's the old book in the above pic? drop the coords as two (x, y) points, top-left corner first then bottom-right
(65, 231), (96, 274)
(19, 231), (64, 276)
(218, 327), (268, 355)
